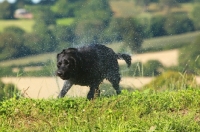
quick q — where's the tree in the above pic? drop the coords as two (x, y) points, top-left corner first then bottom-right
(0, 1), (15, 19)
(150, 15), (167, 37)
(191, 4), (200, 30)
(76, 0), (112, 25)
(119, 18), (144, 53)
(74, 0), (112, 44)
(164, 14), (194, 35)
(0, 32), (23, 60)
(30, 6), (58, 53)
(52, 0), (85, 18)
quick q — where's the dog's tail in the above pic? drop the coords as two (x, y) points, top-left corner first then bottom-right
(117, 53), (131, 67)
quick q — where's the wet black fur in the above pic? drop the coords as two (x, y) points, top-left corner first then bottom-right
(56, 44), (131, 99)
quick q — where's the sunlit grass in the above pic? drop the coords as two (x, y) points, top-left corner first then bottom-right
(142, 31), (200, 50)
(0, 89), (200, 131)
(0, 19), (34, 32)
(56, 18), (74, 26)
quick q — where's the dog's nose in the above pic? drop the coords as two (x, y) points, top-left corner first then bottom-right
(57, 71), (62, 76)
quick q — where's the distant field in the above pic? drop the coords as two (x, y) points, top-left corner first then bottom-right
(0, 52), (56, 67)
(56, 18), (74, 26)
(109, 1), (194, 18)
(0, 19), (34, 32)
(0, 31), (199, 67)
(142, 31), (200, 50)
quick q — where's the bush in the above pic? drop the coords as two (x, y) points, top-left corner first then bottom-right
(164, 13), (194, 35)
(143, 60), (163, 76)
(143, 71), (197, 91)
(0, 80), (20, 101)
(150, 15), (167, 37)
(179, 35), (200, 75)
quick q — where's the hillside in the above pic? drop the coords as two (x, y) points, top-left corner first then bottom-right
(0, 89), (200, 131)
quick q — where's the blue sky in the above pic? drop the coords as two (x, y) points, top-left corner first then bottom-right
(0, 0), (41, 4)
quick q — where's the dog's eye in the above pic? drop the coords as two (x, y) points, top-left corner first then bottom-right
(64, 60), (69, 65)
(57, 62), (61, 67)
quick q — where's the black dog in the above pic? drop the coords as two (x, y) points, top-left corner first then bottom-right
(56, 44), (131, 99)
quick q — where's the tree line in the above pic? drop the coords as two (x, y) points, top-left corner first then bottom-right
(0, 0), (199, 60)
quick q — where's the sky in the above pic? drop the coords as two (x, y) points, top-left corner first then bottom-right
(0, 0), (41, 4)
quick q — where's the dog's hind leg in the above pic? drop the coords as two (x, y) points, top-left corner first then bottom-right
(58, 80), (73, 98)
(107, 73), (121, 95)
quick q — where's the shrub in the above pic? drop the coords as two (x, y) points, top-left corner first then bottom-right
(164, 13), (194, 35)
(143, 71), (197, 91)
(0, 80), (20, 101)
(143, 60), (163, 76)
(179, 35), (200, 75)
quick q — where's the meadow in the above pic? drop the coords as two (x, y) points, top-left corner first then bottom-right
(0, 89), (200, 131)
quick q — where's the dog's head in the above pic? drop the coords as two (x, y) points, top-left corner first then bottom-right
(56, 48), (79, 80)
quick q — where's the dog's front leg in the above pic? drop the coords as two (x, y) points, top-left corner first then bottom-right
(58, 80), (73, 98)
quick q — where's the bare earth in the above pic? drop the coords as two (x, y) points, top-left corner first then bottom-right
(2, 49), (199, 99)
(1, 77), (153, 99)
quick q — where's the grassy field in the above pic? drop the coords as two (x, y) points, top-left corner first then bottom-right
(0, 89), (200, 131)
(56, 18), (74, 26)
(0, 18), (74, 33)
(0, 19), (34, 32)
(142, 31), (200, 50)
(0, 31), (199, 67)
(109, 1), (194, 18)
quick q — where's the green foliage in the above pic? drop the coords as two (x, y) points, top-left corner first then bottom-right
(117, 18), (144, 52)
(0, 89), (200, 131)
(179, 35), (200, 74)
(191, 4), (200, 30)
(164, 13), (194, 35)
(52, 0), (85, 18)
(0, 1), (15, 19)
(0, 80), (20, 101)
(0, 26), (31, 60)
(76, 0), (112, 24)
(144, 71), (197, 91)
(29, 6), (58, 53)
(143, 60), (163, 76)
(150, 15), (167, 37)
(74, 0), (112, 44)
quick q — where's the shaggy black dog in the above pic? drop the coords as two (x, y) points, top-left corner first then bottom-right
(56, 44), (131, 99)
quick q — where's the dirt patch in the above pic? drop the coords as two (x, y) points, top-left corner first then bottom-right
(1, 77), (153, 99)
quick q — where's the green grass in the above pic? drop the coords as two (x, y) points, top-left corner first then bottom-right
(56, 18), (74, 26)
(0, 19), (34, 32)
(0, 89), (200, 131)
